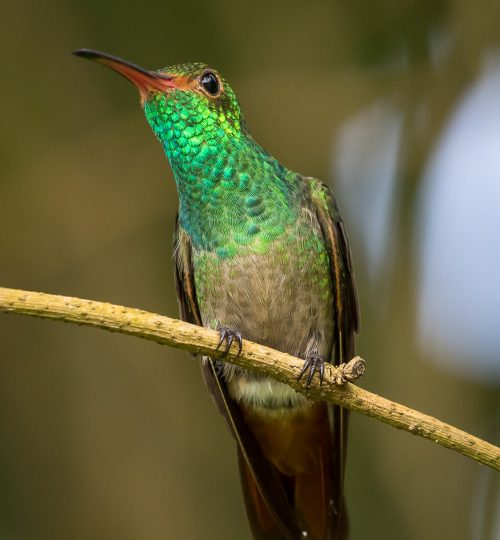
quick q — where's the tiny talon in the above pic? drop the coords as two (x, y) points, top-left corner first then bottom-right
(223, 333), (233, 356)
(215, 328), (227, 352)
(236, 333), (243, 356)
(216, 326), (243, 357)
(306, 363), (316, 386)
(297, 353), (325, 387)
(297, 359), (311, 382)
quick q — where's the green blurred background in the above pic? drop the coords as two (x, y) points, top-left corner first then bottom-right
(1, 1), (500, 538)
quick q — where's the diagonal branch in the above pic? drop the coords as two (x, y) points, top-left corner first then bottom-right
(0, 286), (499, 472)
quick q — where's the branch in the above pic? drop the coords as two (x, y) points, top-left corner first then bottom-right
(1, 286), (499, 472)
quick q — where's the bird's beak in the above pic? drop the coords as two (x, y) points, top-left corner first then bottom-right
(73, 49), (177, 104)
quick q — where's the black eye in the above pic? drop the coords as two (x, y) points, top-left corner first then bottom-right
(200, 71), (220, 96)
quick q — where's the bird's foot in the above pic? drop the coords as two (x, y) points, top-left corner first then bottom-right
(216, 326), (243, 357)
(297, 352), (325, 386)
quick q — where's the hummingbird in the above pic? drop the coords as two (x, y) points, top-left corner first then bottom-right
(74, 49), (359, 540)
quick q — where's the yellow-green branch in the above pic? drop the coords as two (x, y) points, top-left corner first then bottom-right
(0, 286), (499, 472)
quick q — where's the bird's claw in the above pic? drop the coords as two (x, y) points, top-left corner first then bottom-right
(216, 326), (243, 357)
(297, 352), (325, 387)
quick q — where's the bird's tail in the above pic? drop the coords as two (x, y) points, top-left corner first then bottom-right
(238, 402), (348, 540)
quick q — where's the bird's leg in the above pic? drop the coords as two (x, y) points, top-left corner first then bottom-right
(297, 352), (326, 386)
(216, 326), (243, 357)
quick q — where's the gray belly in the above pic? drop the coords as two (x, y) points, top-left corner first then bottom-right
(193, 232), (334, 410)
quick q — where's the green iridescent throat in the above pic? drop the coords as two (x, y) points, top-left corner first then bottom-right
(143, 74), (300, 259)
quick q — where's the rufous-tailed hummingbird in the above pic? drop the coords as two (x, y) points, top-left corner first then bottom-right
(74, 49), (359, 540)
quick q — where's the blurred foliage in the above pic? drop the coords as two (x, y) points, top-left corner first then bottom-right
(1, 1), (499, 539)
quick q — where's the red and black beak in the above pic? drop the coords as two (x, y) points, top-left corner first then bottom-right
(73, 49), (177, 104)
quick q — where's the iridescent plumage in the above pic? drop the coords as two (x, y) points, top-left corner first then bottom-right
(75, 50), (359, 540)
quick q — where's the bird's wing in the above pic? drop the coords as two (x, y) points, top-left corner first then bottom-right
(305, 177), (359, 363)
(305, 177), (360, 539)
(173, 214), (300, 540)
(173, 216), (202, 327)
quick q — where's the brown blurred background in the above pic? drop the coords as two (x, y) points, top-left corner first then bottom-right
(1, 1), (500, 539)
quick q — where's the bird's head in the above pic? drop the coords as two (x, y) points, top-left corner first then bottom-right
(74, 49), (246, 155)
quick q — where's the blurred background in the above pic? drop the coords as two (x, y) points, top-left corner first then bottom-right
(1, 0), (499, 538)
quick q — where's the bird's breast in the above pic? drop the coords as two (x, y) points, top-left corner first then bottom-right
(194, 220), (334, 410)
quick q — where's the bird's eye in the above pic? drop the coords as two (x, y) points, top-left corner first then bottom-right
(200, 71), (220, 96)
